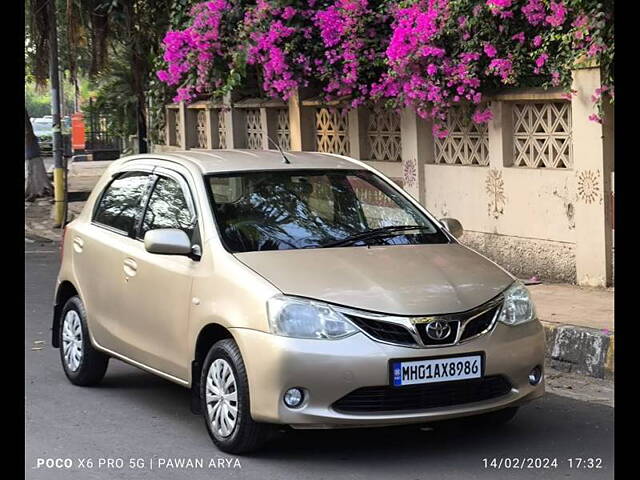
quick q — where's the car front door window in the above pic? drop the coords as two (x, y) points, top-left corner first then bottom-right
(93, 172), (151, 234)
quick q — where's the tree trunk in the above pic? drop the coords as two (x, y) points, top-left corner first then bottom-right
(137, 94), (148, 154)
(25, 108), (53, 201)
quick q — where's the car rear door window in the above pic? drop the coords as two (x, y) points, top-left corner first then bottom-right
(93, 172), (150, 234)
(140, 176), (196, 240)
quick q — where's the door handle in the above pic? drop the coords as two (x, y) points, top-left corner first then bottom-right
(72, 236), (84, 253)
(123, 258), (138, 279)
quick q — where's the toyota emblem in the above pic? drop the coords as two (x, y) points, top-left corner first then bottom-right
(425, 320), (452, 341)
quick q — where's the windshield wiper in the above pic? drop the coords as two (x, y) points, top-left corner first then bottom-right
(321, 225), (433, 248)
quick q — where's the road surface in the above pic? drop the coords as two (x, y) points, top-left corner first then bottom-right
(25, 241), (614, 480)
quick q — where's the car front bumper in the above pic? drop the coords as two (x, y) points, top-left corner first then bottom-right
(231, 320), (545, 428)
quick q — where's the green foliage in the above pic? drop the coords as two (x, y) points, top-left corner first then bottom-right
(83, 55), (138, 140)
(26, 0), (175, 146)
(25, 81), (76, 118)
(147, 0), (206, 145)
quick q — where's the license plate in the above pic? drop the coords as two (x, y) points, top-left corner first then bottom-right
(391, 354), (483, 386)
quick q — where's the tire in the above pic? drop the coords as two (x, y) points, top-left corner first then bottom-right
(200, 339), (274, 454)
(58, 296), (109, 386)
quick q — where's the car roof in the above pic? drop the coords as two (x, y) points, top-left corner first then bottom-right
(121, 149), (367, 174)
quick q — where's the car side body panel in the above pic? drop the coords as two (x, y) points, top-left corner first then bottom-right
(186, 236), (281, 384)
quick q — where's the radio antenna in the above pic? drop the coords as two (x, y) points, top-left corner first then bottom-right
(266, 135), (291, 164)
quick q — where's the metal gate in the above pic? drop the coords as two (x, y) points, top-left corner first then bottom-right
(84, 98), (121, 159)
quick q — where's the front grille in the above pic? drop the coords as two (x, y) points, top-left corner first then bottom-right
(416, 320), (460, 346)
(339, 295), (503, 348)
(333, 375), (512, 413)
(345, 315), (416, 346)
(460, 305), (500, 341)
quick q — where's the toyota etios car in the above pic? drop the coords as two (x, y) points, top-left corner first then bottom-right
(53, 150), (544, 453)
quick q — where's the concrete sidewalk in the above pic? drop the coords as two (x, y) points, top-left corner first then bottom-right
(24, 199), (82, 243)
(25, 200), (614, 379)
(529, 284), (613, 379)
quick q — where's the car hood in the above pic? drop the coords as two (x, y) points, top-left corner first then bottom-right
(234, 244), (514, 315)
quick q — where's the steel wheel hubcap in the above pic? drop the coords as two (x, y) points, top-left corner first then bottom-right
(205, 359), (238, 438)
(62, 310), (83, 372)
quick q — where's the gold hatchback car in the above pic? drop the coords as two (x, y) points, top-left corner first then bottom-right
(53, 150), (545, 453)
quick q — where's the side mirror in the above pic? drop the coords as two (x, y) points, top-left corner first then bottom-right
(144, 229), (192, 255)
(439, 218), (463, 239)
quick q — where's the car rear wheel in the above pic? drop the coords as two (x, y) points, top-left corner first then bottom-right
(59, 296), (109, 386)
(200, 339), (274, 454)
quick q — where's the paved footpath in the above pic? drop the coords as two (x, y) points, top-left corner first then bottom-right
(530, 284), (613, 332)
(25, 241), (613, 480)
(529, 284), (613, 379)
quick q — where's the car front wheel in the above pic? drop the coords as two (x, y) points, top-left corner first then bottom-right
(58, 296), (109, 386)
(200, 339), (274, 454)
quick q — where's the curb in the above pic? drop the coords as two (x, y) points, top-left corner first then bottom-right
(542, 321), (614, 380)
(25, 225), (61, 243)
(25, 232), (56, 244)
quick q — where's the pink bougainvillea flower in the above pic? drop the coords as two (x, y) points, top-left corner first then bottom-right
(533, 53), (549, 74)
(281, 6), (296, 20)
(591, 85), (610, 102)
(511, 32), (525, 44)
(313, 0), (389, 101)
(484, 43), (497, 58)
(522, 0), (545, 25)
(546, 1), (568, 27)
(155, 0), (611, 133)
(572, 13), (589, 28)
(432, 123), (449, 139)
(535, 53), (549, 67)
(486, 0), (513, 18)
(156, 0), (233, 102)
(486, 0), (512, 7)
(587, 43), (605, 57)
(472, 107), (493, 124)
(156, 70), (170, 82)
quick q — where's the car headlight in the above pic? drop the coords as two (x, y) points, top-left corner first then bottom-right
(497, 281), (536, 326)
(267, 295), (358, 339)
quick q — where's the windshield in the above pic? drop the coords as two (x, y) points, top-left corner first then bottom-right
(206, 169), (449, 252)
